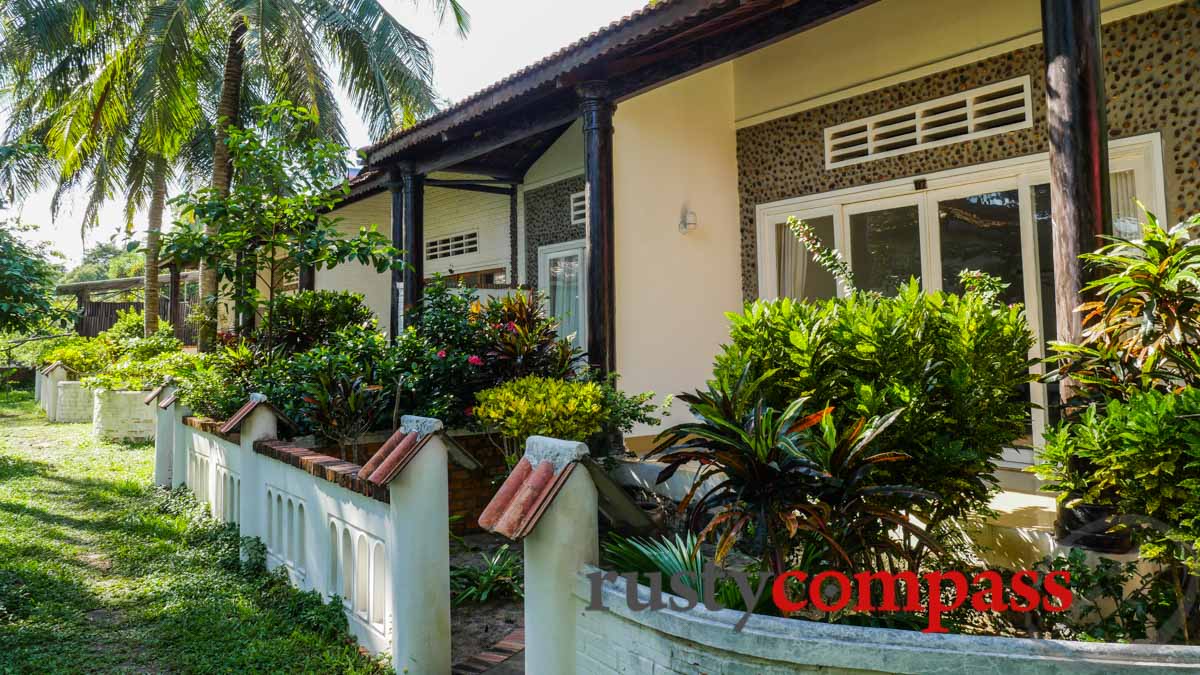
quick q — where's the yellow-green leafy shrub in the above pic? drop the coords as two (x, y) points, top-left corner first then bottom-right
(474, 375), (605, 467)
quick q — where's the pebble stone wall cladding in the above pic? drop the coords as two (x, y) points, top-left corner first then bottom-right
(735, 2), (1200, 300)
(55, 382), (93, 423)
(524, 175), (586, 288)
(93, 390), (156, 441)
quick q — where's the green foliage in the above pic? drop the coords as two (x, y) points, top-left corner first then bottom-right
(302, 371), (389, 463)
(392, 279), (582, 429)
(1036, 388), (1200, 572)
(1029, 549), (1182, 642)
(474, 376), (606, 467)
(449, 545), (523, 606)
(175, 344), (257, 420)
(652, 367), (934, 575)
(163, 102), (403, 340)
(0, 220), (64, 334)
(1048, 211), (1200, 402)
(42, 337), (110, 378)
(602, 532), (705, 593)
(585, 370), (671, 436)
(716, 280), (1034, 555)
(82, 350), (196, 392)
(256, 290), (375, 355)
(101, 308), (148, 343)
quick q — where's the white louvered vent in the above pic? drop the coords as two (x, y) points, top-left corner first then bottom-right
(824, 76), (1032, 169)
(570, 191), (587, 227)
(425, 231), (479, 261)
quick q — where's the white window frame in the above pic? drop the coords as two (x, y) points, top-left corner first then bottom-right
(538, 239), (587, 349)
(754, 132), (1166, 464)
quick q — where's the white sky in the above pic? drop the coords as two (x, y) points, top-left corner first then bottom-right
(3, 0), (645, 266)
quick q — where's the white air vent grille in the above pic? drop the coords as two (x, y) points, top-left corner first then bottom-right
(426, 231), (479, 260)
(570, 191), (587, 227)
(824, 76), (1032, 169)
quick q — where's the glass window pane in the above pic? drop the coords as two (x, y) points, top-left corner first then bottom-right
(547, 252), (583, 350)
(776, 215), (838, 300)
(937, 189), (1024, 305)
(849, 205), (921, 294)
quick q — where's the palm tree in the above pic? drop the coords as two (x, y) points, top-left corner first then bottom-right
(0, 0), (218, 336)
(2, 0), (469, 347)
(196, 0), (471, 350)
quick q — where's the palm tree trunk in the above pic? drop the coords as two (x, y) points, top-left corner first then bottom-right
(143, 158), (167, 337)
(198, 18), (247, 352)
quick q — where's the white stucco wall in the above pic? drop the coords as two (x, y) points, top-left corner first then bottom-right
(612, 62), (743, 435)
(318, 193), (393, 330)
(55, 381), (92, 423)
(93, 390), (156, 441)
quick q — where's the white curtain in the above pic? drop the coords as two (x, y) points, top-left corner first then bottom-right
(1110, 170), (1140, 239)
(776, 221), (807, 298)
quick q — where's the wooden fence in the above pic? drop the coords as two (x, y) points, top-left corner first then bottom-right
(77, 298), (197, 344)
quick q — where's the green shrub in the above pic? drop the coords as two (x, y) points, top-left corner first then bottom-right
(255, 290), (375, 354)
(100, 308), (146, 343)
(450, 544), (523, 605)
(1035, 387), (1200, 572)
(176, 343), (257, 420)
(474, 375), (606, 467)
(715, 280), (1035, 561)
(116, 325), (182, 362)
(82, 351), (197, 392)
(42, 337), (111, 378)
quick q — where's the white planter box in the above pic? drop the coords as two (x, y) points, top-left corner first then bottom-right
(55, 381), (92, 423)
(93, 389), (156, 441)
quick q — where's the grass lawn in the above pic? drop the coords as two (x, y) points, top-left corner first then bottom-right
(0, 387), (390, 674)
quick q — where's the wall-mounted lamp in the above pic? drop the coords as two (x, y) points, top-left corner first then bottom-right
(678, 210), (698, 234)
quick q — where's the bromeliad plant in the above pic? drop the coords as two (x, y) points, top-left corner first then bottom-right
(651, 366), (938, 576)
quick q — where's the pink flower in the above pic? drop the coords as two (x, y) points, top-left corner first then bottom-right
(437, 349), (447, 359)
(467, 355), (484, 367)
(506, 321), (517, 332)
(464, 406), (475, 417)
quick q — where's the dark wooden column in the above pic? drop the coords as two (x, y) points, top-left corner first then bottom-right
(389, 170), (404, 338)
(401, 170), (426, 326)
(1041, 0), (1112, 401)
(578, 81), (616, 374)
(168, 263), (183, 340)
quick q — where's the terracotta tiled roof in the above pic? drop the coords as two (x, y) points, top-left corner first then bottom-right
(363, 0), (731, 163)
(478, 437), (589, 540)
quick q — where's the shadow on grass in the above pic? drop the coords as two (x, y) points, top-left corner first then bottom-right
(0, 455), (51, 484)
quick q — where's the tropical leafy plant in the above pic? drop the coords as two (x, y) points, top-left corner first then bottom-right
(651, 366), (936, 575)
(82, 350), (195, 392)
(474, 376), (606, 468)
(602, 532), (706, 593)
(175, 343), (258, 420)
(476, 290), (581, 387)
(41, 338), (110, 378)
(303, 371), (389, 464)
(1047, 211), (1200, 403)
(450, 544), (523, 606)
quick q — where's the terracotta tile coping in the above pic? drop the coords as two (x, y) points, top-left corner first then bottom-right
(183, 416), (239, 443)
(254, 440), (393, 503)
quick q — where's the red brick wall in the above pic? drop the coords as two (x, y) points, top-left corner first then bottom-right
(448, 434), (509, 534)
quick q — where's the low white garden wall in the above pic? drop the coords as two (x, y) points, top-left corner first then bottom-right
(156, 399), (451, 674)
(55, 381), (92, 423)
(480, 438), (1200, 675)
(572, 569), (1200, 675)
(93, 390), (155, 441)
